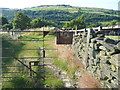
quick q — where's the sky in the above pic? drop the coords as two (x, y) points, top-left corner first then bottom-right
(0, 0), (119, 10)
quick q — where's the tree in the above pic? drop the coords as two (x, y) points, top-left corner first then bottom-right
(63, 14), (86, 29)
(30, 18), (43, 28)
(110, 20), (118, 27)
(87, 24), (96, 28)
(2, 23), (13, 30)
(31, 18), (55, 28)
(12, 11), (31, 30)
(0, 16), (9, 25)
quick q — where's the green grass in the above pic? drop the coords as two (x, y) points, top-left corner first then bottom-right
(105, 36), (120, 39)
(25, 5), (78, 13)
(53, 58), (68, 71)
(3, 74), (35, 88)
(2, 31), (65, 88)
(45, 76), (64, 88)
(2, 33), (44, 88)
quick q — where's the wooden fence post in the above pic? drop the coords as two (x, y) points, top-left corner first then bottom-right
(29, 62), (32, 77)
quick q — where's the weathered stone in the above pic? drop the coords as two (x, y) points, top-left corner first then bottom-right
(89, 59), (94, 66)
(90, 43), (94, 48)
(99, 56), (110, 61)
(116, 42), (120, 50)
(111, 71), (118, 80)
(72, 33), (119, 88)
(104, 70), (111, 78)
(91, 37), (104, 43)
(105, 79), (118, 88)
(93, 50), (100, 58)
(96, 40), (118, 52)
(111, 79), (118, 86)
(100, 71), (106, 79)
(105, 83), (114, 88)
(87, 66), (92, 71)
(91, 66), (98, 73)
(99, 51), (106, 56)
(111, 65), (116, 72)
(105, 84), (112, 88)
(94, 44), (98, 50)
(96, 68), (102, 77)
(101, 64), (111, 78)
(99, 46), (107, 51)
(109, 54), (120, 66)
(104, 38), (118, 45)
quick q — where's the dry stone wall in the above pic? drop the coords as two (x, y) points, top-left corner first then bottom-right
(72, 30), (120, 88)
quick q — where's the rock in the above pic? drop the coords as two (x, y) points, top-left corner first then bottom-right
(111, 71), (118, 80)
(109, 54), (120, 66)
(90, 43), (94, 48)
(91, 37), (104, 43)
(111, 79), (118, 86)
(93, 50), (99, 58)
(100, 71), (107, 80)
(104, 38), (118, 45)
(116, 42), (120, 50)
(94, 44), (98, 50)
(101, 64), (111, 78)
(99, 51), (106, 56)
(96, 68), (101, 77)
(111, 65), (116, 71)
(97, 34), (105, 37)
(105, 80), (118, 88)
(99, 46), (107, 51)
(96, 40), (118, 52)
(89, 59), (94, 66)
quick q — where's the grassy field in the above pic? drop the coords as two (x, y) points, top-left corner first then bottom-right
(105, 36), (120, 40)
(25, 5), (117, 16)
(25, 5), (79, 13)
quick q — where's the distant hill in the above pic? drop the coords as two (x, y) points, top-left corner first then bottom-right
(2, 5), (119, 28)
(0, 8), (10, 9)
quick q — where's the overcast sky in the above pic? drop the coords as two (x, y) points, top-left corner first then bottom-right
(0, 0), (119, 10)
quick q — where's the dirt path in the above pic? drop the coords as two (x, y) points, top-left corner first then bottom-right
(48, 40), (103, 88)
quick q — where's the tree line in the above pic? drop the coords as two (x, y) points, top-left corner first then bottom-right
(1, 11), (55, 30)
(1, 11), (118, 30)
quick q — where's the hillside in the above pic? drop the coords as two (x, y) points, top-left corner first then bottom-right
(2, 5), (119, 28)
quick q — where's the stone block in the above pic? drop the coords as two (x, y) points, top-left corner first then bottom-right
(96, 40), (118, 52)
(111, 79), (118, 86)
(109, 54), (120, 66)
(101, 64), (111, 78)
(91, 66), (98, 73)
(117, 42), (120, 50)
(94, 44), (98, 50)
(100, 71), (106, 79)
(104, 38), (118, 45)
(91, 37), (104, 43)
(89, 59), (94, 66)
(105, 83), (114, 88)
(99, 46), (107, 51)
(105, 80), (118, 88)
(111, 71), (118, 80)
(90, 43), (94, 48)
(96, 68), (102, 77)
(97, 34), (105, 37)
(99, 51), (106, 56)
(111, 65), (117, 72)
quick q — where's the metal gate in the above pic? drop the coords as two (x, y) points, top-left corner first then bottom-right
(1, 29), (58, 88)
